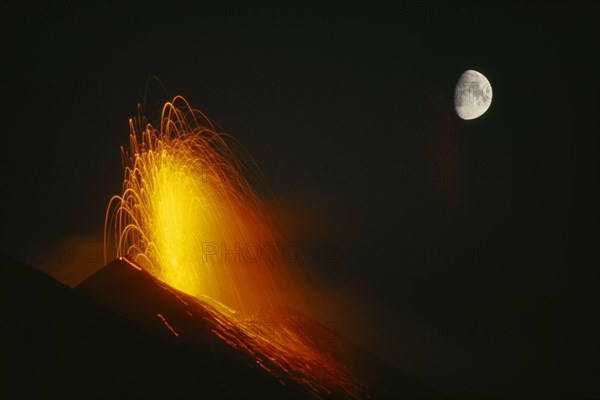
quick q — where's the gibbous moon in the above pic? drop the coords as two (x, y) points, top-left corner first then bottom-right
(454, 70), (492, 120)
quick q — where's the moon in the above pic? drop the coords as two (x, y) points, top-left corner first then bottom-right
(454, 70), (493, 120)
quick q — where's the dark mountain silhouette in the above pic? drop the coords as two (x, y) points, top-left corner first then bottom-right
(1, 255), (436, 398)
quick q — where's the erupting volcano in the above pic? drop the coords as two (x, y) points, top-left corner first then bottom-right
(0, 94), (435, 399)
(99, 96), (411, 399)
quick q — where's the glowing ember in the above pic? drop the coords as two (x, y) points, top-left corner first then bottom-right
(104, 96), (369, 398)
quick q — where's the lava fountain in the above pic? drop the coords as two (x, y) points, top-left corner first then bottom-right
(103, 96), (371, 399)
(104, 96), (305, 316)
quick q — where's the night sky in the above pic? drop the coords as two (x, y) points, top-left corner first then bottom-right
(1, 1), (598, 397)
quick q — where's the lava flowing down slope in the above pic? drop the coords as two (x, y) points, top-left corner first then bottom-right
(77, 258), (433, 399)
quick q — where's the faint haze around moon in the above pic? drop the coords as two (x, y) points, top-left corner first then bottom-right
(454, 69), (493, 120)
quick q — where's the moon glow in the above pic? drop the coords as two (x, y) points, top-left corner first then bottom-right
(454, 70), (493, 120)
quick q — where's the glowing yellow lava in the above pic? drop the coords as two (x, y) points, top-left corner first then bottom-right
(104, 96), (304, 316)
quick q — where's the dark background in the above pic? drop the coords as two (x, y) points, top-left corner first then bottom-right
(1, 1), (598, 397)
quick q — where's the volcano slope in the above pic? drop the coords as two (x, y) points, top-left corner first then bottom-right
(1, 255), (435, 399)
